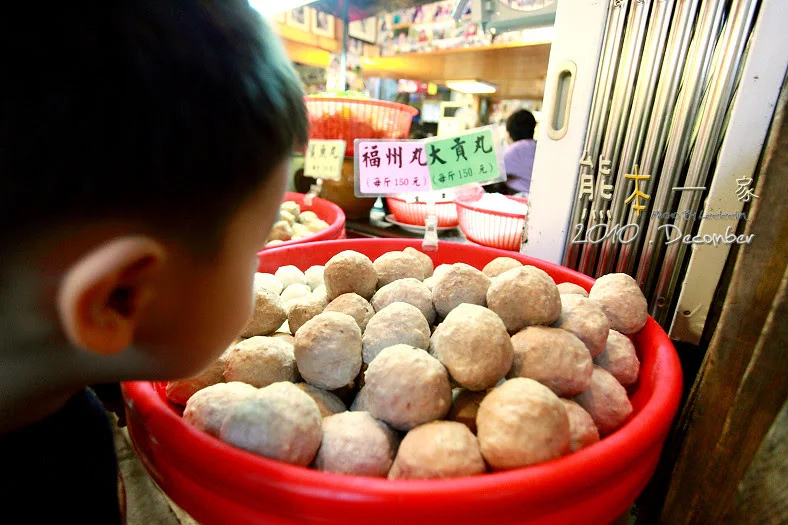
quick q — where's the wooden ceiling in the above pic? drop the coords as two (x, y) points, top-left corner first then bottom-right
(362, 43), (551, 100)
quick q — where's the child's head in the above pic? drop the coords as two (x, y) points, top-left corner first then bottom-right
(1, 1), (307, 391)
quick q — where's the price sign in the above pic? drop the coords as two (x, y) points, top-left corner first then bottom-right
(355, 141), (431, 195)
(304, 140), (345, 181)
(354, 127), (504, 197)
(427, 128), (500, 190)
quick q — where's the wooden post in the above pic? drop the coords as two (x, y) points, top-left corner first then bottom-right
(657, 74), (788, 524)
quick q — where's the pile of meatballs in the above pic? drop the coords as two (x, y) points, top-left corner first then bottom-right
(166, 247), (647, 480)
(266, 200), (331, 247)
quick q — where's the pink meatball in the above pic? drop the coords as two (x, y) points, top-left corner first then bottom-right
(561, 399), (600, 452)
(508, 326), (593, 397)
(594, 330), (640, 387)
(389, 421), (486, 479)
(486, 266), (561, 333)
(574, 366), (633, 436)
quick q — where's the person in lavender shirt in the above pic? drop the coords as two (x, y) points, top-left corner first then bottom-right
(502, 109), (537, 196)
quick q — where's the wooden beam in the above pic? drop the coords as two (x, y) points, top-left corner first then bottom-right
(736, 399), (788, 524)
(659, 75), (788, 524)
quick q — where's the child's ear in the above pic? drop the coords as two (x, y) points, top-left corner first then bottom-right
(57, 237), (166, 356)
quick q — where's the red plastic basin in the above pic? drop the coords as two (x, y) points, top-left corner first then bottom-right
(264, 192), (346, 249)
(122, 238), (682, 525)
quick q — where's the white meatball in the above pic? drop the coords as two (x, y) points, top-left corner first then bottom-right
(299, 211), (319, 224)
(183, 382), (259, 437)
(275, 265), (307, 289)
(291, 223), (311, 239)
(281, 283), (312, 306)
(220, 382), (322, 467)
(255, 273), (284, 296)
(280, 201), (301, 220)
(305, 265), (325, 290)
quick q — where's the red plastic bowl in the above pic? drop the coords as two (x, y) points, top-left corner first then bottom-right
(266, 192), (346, 248)
(123, 239), (682, 525)
(456, 195), (529, 251)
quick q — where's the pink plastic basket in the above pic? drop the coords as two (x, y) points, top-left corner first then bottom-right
(264, 192), (345, 249)
(305, 97), (419, 157)
(456, 195), (529, 251)
(386, 197), (459, 227)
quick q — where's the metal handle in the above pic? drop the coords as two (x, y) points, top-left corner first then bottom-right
(546, 61), (578, 141)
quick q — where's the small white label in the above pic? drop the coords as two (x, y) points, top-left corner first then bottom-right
(304, 140), (346, 181)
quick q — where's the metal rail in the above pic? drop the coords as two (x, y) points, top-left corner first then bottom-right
(616, 0), (701, 275)
(595, 0), (675, 277)
(562, 0), (630, 270)
(633, 0), (727, 293)
(650, 0), (760, 323)
(578, 0), (652, 276)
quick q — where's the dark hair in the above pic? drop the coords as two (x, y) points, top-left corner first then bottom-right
(1, 1), (307, 252)
(506, 109), (536, 142)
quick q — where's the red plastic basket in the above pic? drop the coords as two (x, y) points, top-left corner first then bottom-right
(266, 192), (346, 249)
(386, 197), (459, 227)
(305, 97), (419, 157)
(456, 195), (529, 251)
(122, 239), (683, 525)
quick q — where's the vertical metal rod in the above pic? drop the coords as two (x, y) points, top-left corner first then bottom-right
(633, 0), (726, 293)
(650, 0), (760, 323)
(339, 0), (350, 92)
(616, 0), (701, 275)
(578, 0), (652, 276)
(562, 0), (630, 270)
(595, 0), (675, 277)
